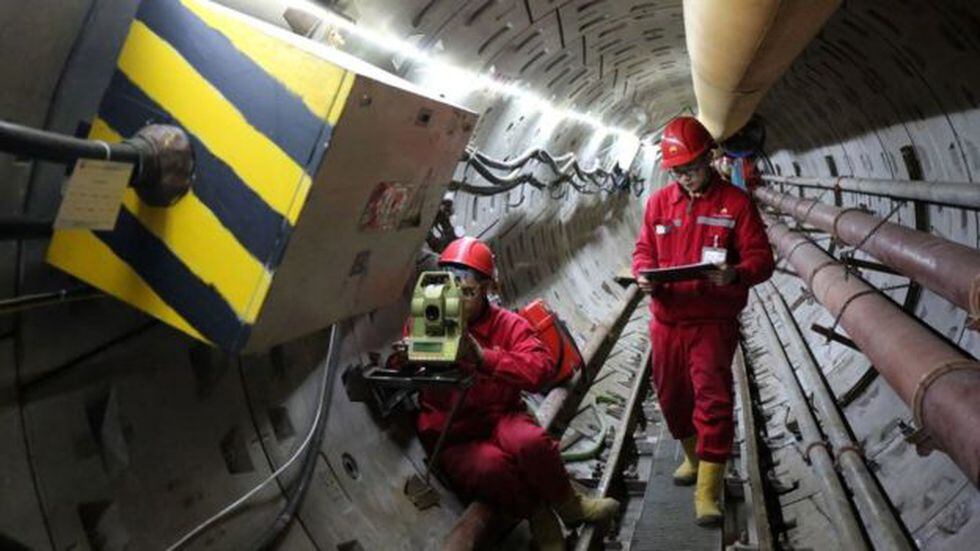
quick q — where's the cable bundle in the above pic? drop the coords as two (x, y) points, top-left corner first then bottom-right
(452, 147), (643, 198)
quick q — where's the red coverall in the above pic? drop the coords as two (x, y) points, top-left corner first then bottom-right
(632, 172), (773, 462)
(417, 304), (570, 518)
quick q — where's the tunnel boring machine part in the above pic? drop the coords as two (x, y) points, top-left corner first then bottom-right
(0, 120), (194, 207)
(763, 175), (980, 211)
(752, 297), (870, 550)
(767, 286), (913, 550)
(767, 220), (980, 487)
(756, 186), (980, 319)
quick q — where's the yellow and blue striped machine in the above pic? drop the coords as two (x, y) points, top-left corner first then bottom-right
(47, 0), (477, 351)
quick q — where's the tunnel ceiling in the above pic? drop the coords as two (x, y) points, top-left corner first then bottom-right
(324, 0), (695, 130)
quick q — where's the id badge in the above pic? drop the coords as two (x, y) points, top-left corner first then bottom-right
(701, 235), (728, 264)
(701, 246), (728, 264)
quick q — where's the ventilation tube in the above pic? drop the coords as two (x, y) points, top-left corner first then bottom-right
(683, 0), (841, 139)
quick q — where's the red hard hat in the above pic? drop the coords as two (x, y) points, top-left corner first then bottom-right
(660, 116), (715, 169)
(439, 237), (495, 278)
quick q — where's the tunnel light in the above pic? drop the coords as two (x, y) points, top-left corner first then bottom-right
(287, 0), (637, 140)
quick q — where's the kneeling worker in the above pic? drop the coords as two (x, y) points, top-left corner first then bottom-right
(401, 237), (618, 549)
(632, 117), (774, 525)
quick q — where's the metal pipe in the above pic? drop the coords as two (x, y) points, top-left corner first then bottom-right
(762, 175), (980, 210)
(574, 345), (651, 551)
(0, 217), (54, 240)
(766, 220), (980, 486)
(756, 186), (980, 318)
(768, 288), (913, 550)
(0, 119), (141, 165)
(732, 345), (775, 550)
(0, 286), (104, 315)
(443, 285), (643, 550)
(0, 120), (194, 207)
(752, 298), (870, 550)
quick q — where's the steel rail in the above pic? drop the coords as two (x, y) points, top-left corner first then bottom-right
(732, 345), (775, 550)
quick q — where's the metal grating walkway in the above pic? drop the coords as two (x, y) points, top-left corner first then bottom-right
(629, 424), (720, 550)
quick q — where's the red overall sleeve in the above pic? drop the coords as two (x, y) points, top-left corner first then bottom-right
(632, 194), (660, 277)
(479, 315), (556, 392)
(733, 201), (775, 286)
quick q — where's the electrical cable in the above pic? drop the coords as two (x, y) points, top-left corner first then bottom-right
(250, 324), (342, 551)
(0, 286), (104, 315)
(459, 146), (634, 197)
(165, 325), (339, 551)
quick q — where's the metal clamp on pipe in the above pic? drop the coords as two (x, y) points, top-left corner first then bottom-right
(0, 120), (194, 207)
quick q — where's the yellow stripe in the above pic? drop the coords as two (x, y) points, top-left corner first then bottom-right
(283, 70), (358, 223)
(89, 118), (271, 323)
(47, 229), (209, 343)
(327, 69), (356, 127)
(118, 21), (308, 223)
(181, 0), (349, 120)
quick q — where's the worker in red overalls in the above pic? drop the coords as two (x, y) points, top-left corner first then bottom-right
(398, 237), (617, 550)
(632, 117), (774, 525)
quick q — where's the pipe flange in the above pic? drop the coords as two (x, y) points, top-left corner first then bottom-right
(127, 124), (195, 207)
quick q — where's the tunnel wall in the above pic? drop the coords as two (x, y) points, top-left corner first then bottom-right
(757, 1), (980, 547)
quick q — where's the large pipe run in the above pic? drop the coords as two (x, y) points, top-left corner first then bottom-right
(683, 0), (840, 139)
(756, 186), (980, 318)
(753, 299), (869, 550)
(769, 287), (912, 550)
(763, 175), (980, 210)
(767, 220), (980, 486)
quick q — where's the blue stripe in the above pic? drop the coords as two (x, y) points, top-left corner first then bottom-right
(136, 0), (328, 170)
(100, 71), (292, 268)
(95, 209), (250, 350)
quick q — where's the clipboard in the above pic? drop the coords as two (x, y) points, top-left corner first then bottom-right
(640, 262), (720, 283)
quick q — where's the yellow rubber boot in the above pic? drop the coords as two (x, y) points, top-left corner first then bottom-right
(529, 506), (565, 551)
(556, 491), (620, 527)
(672, 436), (699, 486)
(694, 460), (725, 526)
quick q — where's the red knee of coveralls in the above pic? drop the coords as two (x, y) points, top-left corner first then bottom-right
(438, 439), (536, 518)
(689, 322), (739, 463)
(493, 413), (573, 504)
(650, 319), (698, 440)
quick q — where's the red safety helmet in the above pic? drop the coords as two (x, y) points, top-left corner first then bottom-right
(660, 116), (716, 169)
(439, 237), (495, 279)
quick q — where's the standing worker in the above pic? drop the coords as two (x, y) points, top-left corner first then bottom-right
(631, 117), (774, 526)
(395, 237), (618, 550)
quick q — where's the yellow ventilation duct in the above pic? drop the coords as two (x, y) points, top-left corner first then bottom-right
(684, 0), (841, 140)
